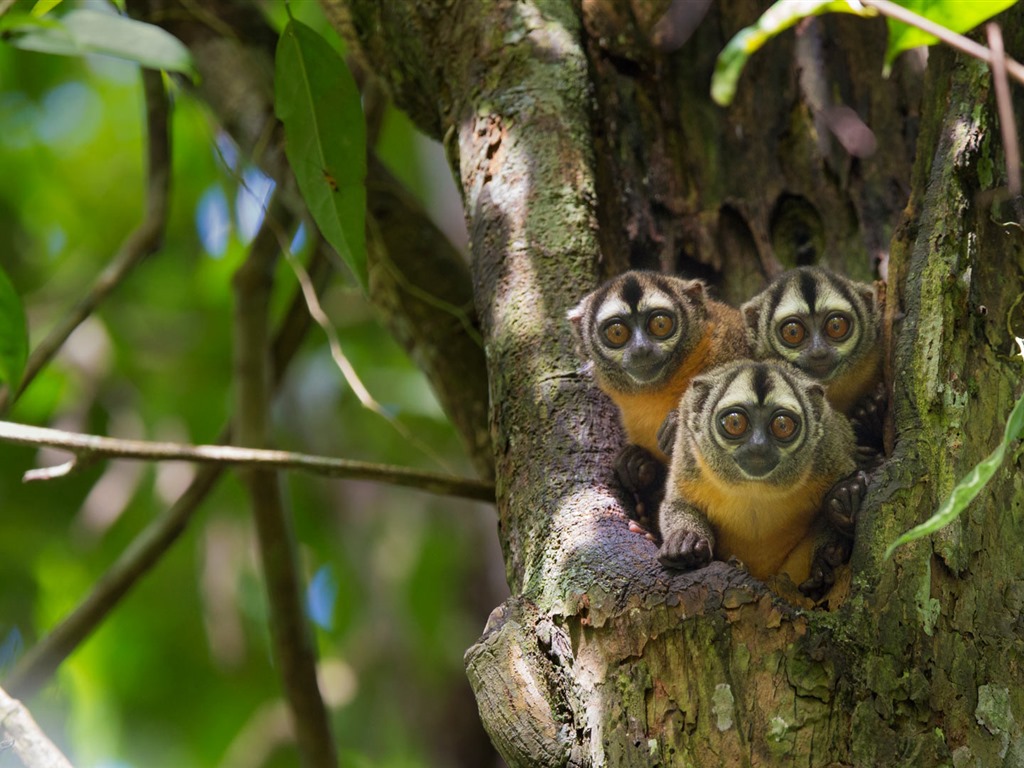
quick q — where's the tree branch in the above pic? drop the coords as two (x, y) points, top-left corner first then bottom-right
(232, 194), (336, 767)
(131, 0), (492, 475)
(4, 243), (334, 700)
(0, 68), (171, 416)
(0, 421), (492, 501)
(0, 684), (74, 768)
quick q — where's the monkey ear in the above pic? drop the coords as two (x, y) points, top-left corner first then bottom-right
(566, 299), (587, 340)
(687, 376), (714, 414)
(741, 299), (761, 333)
(681, 279), (707, 302)
(805, 381), (827, 418)
(859, 283), (878, 312)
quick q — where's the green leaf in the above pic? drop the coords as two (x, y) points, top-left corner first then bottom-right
(275, 19), (367, 290)
(885, 0), (1018, 70)
(2, 9), (194, 74)
(885, 375), (1024, 558)
(711, 0), (875, 106)
(0, 265), (28, 392)
(30, 0), (63, 17)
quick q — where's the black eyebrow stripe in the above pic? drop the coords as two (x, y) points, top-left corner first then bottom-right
(752, 363), (771, 403)
(619, 274), (644, 310)
(797, 269), (819, 312)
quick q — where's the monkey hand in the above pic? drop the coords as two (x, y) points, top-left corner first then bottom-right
(850, 381), (887, 449)
(824, 469), (869, 538)
(614, 444), (666, 538)
(658, 528), (713, 571)
(799, 534), (852, 599)
(656, 410), (679, 457)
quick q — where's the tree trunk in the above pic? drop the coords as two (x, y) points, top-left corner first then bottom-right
(329, 1), (1024, 765)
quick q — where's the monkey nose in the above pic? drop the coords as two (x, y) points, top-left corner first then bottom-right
(735, 444), (778, 478)
(801, 346), (836, 378)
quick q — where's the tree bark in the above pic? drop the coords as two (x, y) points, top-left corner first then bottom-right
(330, 1), (1024, 765)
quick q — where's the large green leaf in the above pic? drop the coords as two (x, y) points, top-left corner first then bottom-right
(275, 19), (367, 290)
(0, 8), (194, 74)
(0, 265), (28, 392)
(886, 360), (1024, 558)
(711, 0), (874, 106)
(885, 0), (1018, 70)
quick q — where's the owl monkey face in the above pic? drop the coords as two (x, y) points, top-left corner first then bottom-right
(682, 361), (827, 484)
(568, 272), (709, 391)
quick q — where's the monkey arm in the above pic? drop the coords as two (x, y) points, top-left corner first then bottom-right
(614, 444), (667, 539)
(657, 495), (715, 571)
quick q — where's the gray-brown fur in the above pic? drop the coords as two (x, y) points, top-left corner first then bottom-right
(658, 360), (858, 593)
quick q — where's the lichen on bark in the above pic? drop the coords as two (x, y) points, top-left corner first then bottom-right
(327, 0), (1024, 765)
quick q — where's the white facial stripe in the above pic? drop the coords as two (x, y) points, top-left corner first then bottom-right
(636, 289), (677, 317)
(594, 298), (631, 326)
(595, 291), (677, 328)
(814, 284), (857, 317)
(715, 368), (802, 413)
(772, 285), (811, 325)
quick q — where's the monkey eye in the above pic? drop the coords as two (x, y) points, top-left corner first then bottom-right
(778, 318), (807, 347)
(823, 312), (852, 341)
(646, 312), (675, 339)
(769, 412), (799, 441)
(602, 321), (631, 348)
(719, 409), (749, 438)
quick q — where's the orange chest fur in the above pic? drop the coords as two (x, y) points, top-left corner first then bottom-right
(827, 348), (882, 414)
(679, 459), (834, 581)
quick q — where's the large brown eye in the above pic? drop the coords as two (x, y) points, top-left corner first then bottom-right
(603, 321), (630, 348)
(779, 319), (806, 347)
(647, 312), (675, 339)
(720, 410), (749, 438)
(770, 413), (798, 441)
(824, 313), (852, 341)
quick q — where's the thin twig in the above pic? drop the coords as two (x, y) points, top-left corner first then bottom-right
(0, 421), (493, 501)
(251, 181), (459, 474)
(862, 0), (1024, 86)
(0, 684), (74, 768)
(987, 23), (1021, 197)
(5, 242), (335, 701)
(232, 193), (337, 767)
(0, 69), (171, 416)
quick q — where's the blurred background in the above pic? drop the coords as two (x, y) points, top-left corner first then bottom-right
(0, 1), (508, 766)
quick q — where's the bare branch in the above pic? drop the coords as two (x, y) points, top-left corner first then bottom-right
(0, 684), (74, 768)
(987, 23), (1022, 197)
(7, 244), (370, 701)
(232, 195), (337, 767)
(0, 68), (171, 416)
(0, 419), (493, 501)
(130, 0), (492, 475)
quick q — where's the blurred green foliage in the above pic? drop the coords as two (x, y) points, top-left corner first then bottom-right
(0, 2), (502, 767)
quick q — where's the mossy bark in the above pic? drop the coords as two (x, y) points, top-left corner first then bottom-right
(328, 0), (1024, 765)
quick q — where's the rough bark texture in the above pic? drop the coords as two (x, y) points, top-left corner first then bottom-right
(329, 1), (1024, 765)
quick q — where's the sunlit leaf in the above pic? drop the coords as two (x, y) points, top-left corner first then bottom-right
(0, 12), (61, 34)
(0, 264), (28, 392)
(711, 0), (875, 106)
(886, 372), (1024, 558)
(30, 0), (63, 17)
(885, 0), (1017, 70)
(275, 19), (367, 290)
(2, 9), (194, 74)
